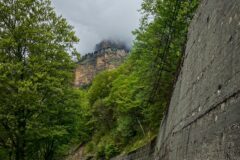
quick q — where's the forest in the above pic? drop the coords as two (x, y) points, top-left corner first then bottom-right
(0, 0), (199, 159)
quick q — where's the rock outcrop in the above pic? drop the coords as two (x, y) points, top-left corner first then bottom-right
(74, 41), (129, 87)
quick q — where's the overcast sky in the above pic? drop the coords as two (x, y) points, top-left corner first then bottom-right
(51, 0), (142, 54)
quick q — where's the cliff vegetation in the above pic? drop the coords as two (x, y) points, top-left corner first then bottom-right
(74, 0), (199, 159)
(0, 0), (199, 160)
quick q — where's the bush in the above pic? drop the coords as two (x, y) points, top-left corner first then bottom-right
(105, 144), (120, 159)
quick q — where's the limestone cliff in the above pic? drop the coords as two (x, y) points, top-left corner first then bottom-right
(74, 41), (129, 87)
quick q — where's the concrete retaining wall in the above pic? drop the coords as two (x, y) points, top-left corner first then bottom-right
(111, 0), (240, 159)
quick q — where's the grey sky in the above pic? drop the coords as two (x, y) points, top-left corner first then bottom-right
(51, 0), (142, 54)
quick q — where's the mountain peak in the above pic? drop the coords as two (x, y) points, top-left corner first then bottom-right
(94, 40), (129, 52)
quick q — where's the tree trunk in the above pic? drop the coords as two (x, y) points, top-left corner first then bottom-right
(15, 110), (26, 160)
(44, 141), (55, 160)
(16, 137), (25, 160)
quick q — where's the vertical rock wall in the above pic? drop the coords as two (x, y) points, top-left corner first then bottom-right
(74, 49), (128, 87)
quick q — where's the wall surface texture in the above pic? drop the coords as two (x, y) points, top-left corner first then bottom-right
(111, 0), (240, 159)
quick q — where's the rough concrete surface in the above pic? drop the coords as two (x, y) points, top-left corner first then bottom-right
(111, 0), (240, 159)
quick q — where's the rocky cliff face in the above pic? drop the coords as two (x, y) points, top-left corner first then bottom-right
(74, 41), (129, 87)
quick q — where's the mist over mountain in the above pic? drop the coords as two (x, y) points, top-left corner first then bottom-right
(51, 0), (142, 54)
(94, 40), (130, 52)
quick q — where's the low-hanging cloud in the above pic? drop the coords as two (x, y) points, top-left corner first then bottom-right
(51, 0), (142, 54)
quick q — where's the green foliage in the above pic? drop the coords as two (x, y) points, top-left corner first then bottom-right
(94, 135), (120, 160)
(0, 0), (81, 159)
(88, 70), (119, 106)
(0, 0), (199, 159)
(81, 0), (199, 159)
(122, 132), (155, 154)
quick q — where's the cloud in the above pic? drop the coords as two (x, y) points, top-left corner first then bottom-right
(51, 0), (142, 54)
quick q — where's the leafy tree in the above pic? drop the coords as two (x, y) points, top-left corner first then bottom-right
(87, 70), (119, 139)
(88, 70), (119, 106)
(0, 0), (80, 159)
(82, 0), (200, 158)
(0, 0), (200, 159)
